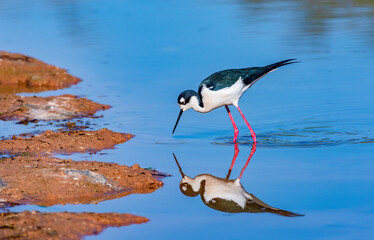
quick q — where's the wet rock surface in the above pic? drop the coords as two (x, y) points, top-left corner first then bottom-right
(0, 51), (81, 93)
(0, 128), (133, 156)
(0, 50), (167, 239)
(0, 94), (110, 123)
(0, 211), (148, 240)
(0, 156), (164, 206)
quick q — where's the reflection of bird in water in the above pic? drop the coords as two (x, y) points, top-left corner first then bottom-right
(172, 59), (298, 143)
(173, 144), (302, 217)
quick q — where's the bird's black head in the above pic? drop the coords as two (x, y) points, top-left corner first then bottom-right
(173, 90), (200, 134)
(179, 182), (199, 197)
(179, 179), (205, 197)
(177, 90), (197, 106)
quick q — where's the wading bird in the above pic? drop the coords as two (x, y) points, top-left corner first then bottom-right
(172, 59), (297, 143)
(172, 145), (302, 216)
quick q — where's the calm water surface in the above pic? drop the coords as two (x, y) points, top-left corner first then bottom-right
(1, 0), (374, 239)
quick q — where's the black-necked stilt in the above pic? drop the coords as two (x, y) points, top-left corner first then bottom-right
(173, 144), (302, 216)
(172, 59), (298, 143)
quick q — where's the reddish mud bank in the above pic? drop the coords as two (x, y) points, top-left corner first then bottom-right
(0, 94), (110, 123)
(0, 51), (81, 93)
(0, 211), (148, 240)
(0, 129), (133, 156)
(0, 50), (168, 237)
(0, 156), (164, 206)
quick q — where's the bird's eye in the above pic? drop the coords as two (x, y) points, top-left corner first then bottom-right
(180, 183), (188, 191)
(179, 97), (185, 104)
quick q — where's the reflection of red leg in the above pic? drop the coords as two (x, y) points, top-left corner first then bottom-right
(225, 105), (239, 143)
(238, 143), (256, 180)
(236, 106), (257, 144)
(226, 143), (239, 179)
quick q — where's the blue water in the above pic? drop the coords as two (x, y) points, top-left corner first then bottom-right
(1, 0), (374, 239)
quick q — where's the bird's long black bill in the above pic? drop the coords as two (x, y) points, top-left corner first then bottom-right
(173, 153), (185, 178)
(172, 109), (183, 134)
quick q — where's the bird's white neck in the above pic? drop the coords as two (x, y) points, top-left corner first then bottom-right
(182, 175), (206, 192)
(189, 96), (206, 113)
(180, 96), (207, 113)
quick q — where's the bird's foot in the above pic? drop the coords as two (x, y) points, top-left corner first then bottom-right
(233, 131), (239, 143)
(250, 133), (257, 144)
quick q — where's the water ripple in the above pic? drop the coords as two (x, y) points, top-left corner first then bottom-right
(212, 121), (374, 148)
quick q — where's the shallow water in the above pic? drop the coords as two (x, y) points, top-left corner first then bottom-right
(213, 120), (374, 147)
(1, 0), (374, 239)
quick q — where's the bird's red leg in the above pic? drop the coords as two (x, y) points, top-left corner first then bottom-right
(236, 106), (257, 144)
(226, 143), (239, 180)
(225, 105), (239, 143)
(238, 142), (256, 180)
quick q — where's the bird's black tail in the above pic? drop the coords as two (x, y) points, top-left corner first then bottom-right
(265, 58), (299, 70)
(243, 58), (298, 86)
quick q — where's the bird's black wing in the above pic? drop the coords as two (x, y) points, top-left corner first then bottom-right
(204, 197), (248, 213)
(245, 193), (303, 217)
(242, 59), (298, 86)
(197, 59), (297, 100)
(198, 69), (246, 92)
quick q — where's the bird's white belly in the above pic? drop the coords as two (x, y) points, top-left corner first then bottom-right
(201, 78), (248, 112)
(202, 178), (248, 208)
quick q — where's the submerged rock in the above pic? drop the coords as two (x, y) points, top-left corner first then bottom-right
(0, 211), (148, 240)
(0, 156), (164, 206)
(0, 128), (133, 156)
(0, 51), (81, 93)
(0, 94), (110, 123)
